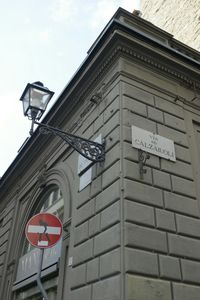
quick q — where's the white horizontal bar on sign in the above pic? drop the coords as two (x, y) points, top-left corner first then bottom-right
(38, 241), (48, 246)
(27, 225), (61, 235)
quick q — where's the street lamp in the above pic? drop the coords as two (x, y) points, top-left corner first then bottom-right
(20, 82), (105, 163)
(20, 82), (54, 128)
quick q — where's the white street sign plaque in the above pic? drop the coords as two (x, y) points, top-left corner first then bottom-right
(132, 125), (176, 161)
(79, 168), (92, 191)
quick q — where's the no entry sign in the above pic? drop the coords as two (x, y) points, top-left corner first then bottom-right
(25, 213), (62, 249)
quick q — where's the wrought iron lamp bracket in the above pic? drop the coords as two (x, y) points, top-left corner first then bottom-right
(32, 120), (105, 163)
(138, 150), (150, 180)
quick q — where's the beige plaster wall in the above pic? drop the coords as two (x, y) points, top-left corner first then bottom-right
(141, 0), (200, 51)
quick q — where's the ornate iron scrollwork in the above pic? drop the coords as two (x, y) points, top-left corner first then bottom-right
(34, 121), (105, 163)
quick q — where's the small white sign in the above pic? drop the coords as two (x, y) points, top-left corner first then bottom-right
(132, 126), (176, 161)
(77, 134), (102, 175)
(79, 168), (92, 191)
(68, 256), (73, 267)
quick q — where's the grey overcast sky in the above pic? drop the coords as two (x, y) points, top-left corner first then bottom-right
(0, 0), (140, 177)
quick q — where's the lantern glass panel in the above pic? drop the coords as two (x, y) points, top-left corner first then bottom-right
(30, 87), (50, 111)
(22, 89), (30, 116)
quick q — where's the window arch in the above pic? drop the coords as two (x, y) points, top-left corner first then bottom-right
(23, 185), (64, 255)
(13, 163), (73, 300)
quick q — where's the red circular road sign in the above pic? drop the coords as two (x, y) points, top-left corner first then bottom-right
(25, 213), (62, 249)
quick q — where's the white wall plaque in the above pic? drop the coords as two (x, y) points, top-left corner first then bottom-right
(132, 126), (176, 161)
(68, 256), (73, 267)
(79, 168), (92, 191)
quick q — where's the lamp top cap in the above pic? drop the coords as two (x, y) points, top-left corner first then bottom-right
(32, 81), (44, 87)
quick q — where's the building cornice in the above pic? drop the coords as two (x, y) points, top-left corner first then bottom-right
(117, 45), (200, 91)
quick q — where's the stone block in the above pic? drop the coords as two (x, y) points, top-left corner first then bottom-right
(168, 233), (200, 260)
(156, 209), (176, 232)
(105, 127), (120, 152)
(125, 200), (155, 227)
(94, 224), (120, 256)
(125, 223), (168, 253)
(104, 96), (119, 123)
(159, 255), (181, 280)
(86, 257), (99, 283)
(122, 82), (154, 106)
(125, 248), (159, 276)
(123, 111), (157, 133)
(104, 85), (119, 108)
(78, 104), (96, 134)
(103, 143), (120, 171)
(124, 159), (152, 184)
(157, 124), (188, 147)
(75, 198), (95, 226)
(71, 264), (86, 288)
(102, 160), (120, 189)
(123, 125), (132, 143)
(174, 145), (191, 163)
(164, 113), (186, 132)
(74, 221), (89, 245)
(70, 285), (92, 300)
(148, 106), (164, 123)
(155, 96), (184, 118)
(0, 253), (5, 265)
(73, 239), (93, 266)
(82, 123), (94, 139)
(173, 282), (200, 300)
(89, 214), (100, 237)
(123, 95), (147, 117)
(76, 185), (90, 208)
(103, 111), (120, 137)
(96, 179), (120, 213)
(181, 259), (200, 284)
(153, 169), (171, 190)
(176, 214), (200, 238)
(126, 274), (172, 300)
(100, 248), (121, 278)
(100, 201), (120, 230)
(94, 113), (104, 133)
(164, 191), (199, 217)
(123, 141), (139, 161)
(124, 179), (163, 207)
(81, 106), (98, 131)
(171, 176), (196, 198)
(92, 275), (120, 300)
(161, 160), (193, 180)
(90, 175), (102, 198)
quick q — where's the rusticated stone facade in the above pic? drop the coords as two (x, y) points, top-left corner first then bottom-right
(141, 0), (200, 51)
(1, 7), (200, 300)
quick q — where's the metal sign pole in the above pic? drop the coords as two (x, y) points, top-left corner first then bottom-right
(36, 248), (48, 300)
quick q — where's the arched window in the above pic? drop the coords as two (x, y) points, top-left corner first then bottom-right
(14, 185), (67, 300)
